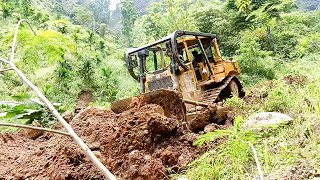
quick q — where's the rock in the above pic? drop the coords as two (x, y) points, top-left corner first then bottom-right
(244, 112), (293, 130)
(24, 121), (44, 140)
(89, 142), (100, 150)
(188, 106), (229, 132)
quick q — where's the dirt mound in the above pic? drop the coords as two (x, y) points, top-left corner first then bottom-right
(0, 132), (100, 179)
(0, 103), (210, 179)
(71, 105), (203, 179)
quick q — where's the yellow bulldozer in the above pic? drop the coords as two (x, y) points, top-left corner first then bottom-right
(112, 30), (244, 125)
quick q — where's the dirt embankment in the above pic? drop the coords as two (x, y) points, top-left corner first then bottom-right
(0, 95), (223, 179)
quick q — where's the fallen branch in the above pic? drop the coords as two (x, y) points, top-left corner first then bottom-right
(0, 19), (117, 180)
(0, 122), (71, 136)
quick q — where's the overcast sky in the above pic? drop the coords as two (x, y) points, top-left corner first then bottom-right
(110, 0), (119, 10)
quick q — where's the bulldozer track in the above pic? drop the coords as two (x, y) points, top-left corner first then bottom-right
(200, 76), (234, 104)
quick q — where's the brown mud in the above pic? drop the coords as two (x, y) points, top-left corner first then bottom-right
(0, 91), (223, 180)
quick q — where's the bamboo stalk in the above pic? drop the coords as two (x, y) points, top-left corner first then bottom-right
(241, 140), (264, 180)
(0, 122), (71, 136)
(0, 20), (117, 180)
(246, 141), (264, 180)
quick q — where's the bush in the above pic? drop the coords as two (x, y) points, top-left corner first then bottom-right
(236, 31), (276, 84)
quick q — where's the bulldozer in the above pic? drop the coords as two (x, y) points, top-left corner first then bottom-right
(112, 30), (244, 127)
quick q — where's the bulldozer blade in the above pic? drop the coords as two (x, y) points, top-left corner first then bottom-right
(111, 97), (133, 114)
(111, 89), (187, 121)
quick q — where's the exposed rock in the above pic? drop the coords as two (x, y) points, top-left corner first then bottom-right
(244, 112), (293, 130)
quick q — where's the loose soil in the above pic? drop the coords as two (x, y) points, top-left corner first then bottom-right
(0, 92), (222, 179)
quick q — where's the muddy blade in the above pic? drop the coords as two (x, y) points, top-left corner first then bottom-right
(111, 89), (186, 120)
(141, 89), (187, 121)
(111, 97), (133, 114)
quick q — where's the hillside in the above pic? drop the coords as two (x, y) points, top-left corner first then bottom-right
(0, 0), (139, 111)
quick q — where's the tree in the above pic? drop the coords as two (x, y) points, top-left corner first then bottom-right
(120, 0), (137, 46)
(226, 0), (297, 51)
(247, 0), (297, 49)
(0, 1), (13, 21)
(90, 0), (111, 24)
(99, 23), (108, 37)
(133, 0), (157, 15)
(141, 0), (197, 41)
(248, 0), (297, 22)
(235, 0), (252, 14)
(192, 1), (241, 55)
(73, 7), (96, 28)
(20, 0), (34, 17)
(141, 2), (166, 40)
(87, 30), (96, 50)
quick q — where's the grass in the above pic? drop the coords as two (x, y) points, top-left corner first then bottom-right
(176, 57), (320, 179)
(183, 117), (258, 179)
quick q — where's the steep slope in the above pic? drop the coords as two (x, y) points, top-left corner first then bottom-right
(0, 0), (138, 110)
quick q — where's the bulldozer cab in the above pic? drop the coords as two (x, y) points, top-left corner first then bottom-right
(176, 36), (218, 82)
(126, 30), (241, 104)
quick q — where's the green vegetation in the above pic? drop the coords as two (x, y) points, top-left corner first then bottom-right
(1, 0), (320, 179)
(186, 117), (258, 179)
(0, 93), (59, 128)
(0, 1), (139, 112)
(176, 58), (320, 179)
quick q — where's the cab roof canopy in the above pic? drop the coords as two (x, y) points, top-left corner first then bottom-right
(127, 30), (217, 55)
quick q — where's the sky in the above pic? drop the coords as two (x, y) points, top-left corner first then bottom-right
(110, 0), (119, 10)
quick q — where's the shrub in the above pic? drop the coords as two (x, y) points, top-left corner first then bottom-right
(236, 31), (276, 84)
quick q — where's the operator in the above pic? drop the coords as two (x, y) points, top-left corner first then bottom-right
(192, 51), (203, 80)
